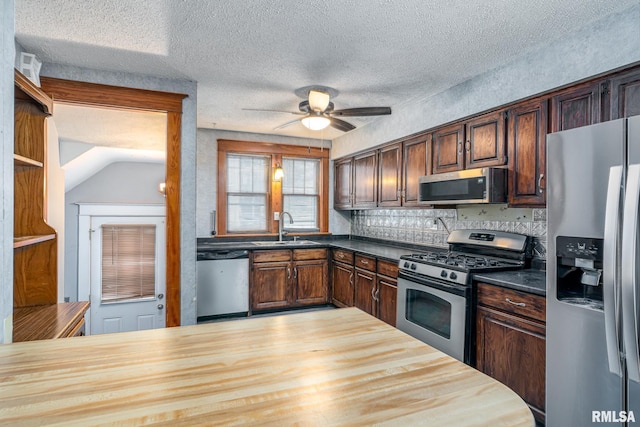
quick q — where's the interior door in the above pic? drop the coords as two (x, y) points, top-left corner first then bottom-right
(90, 216), (166, 335)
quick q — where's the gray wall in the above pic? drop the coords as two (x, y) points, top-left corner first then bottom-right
(332, 3), (640, 158)
(65, 162), (166, 303)
(1, 0), (15, 343)
(196, 128), (350, 238)
(40, 63), (199, 326)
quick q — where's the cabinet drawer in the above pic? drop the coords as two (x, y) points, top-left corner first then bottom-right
(252, 250), (291, 263)
(332, 249), (354, 264)
(477, 282), (546, 323)
(377, 259), (399, 278)
(293, 248), (328, 261)
(355, 254), (376, 272)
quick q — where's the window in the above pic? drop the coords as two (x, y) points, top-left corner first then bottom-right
(217, 140), (329, 236)
(282, 158), (320, 231)
(226, 154), (269, 232)
(101, 224), (156, 303)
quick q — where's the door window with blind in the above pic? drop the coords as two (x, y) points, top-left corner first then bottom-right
(282, 157), (320, 231)
(101, 224), (157, 303)
(226, 154), (269, 232)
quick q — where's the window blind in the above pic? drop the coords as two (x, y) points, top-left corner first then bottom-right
(101, 224), (156, 302)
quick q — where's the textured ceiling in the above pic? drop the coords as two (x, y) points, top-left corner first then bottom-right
(15, 0), (639, 141)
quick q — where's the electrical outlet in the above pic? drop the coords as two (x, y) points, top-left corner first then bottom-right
(425, 218), (438, 230)
(274, 212), (280, 221)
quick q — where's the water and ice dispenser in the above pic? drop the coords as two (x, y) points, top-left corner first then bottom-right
(556, 236), (604, 309)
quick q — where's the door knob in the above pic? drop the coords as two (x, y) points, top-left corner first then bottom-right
(157, 293), (164, 299)
(157, 304), (164, 310)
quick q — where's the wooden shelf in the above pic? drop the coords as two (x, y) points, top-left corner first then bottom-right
(14, 69), (53, 114)
(13, 234), (56, 249)
(13, 301), (90, 342)
(14, 154), (43, 168)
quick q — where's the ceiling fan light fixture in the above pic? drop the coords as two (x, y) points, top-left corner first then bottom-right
(308, 90), (330, 112)
(301, 115), (330, 131)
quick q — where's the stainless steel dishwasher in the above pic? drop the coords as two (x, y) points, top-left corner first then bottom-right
(196, 249), (249, 321)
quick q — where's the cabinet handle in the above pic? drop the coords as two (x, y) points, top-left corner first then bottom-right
(458, 141), (463, 154)
(360, 259), (369, 265)
(465, 140), (471, 151)
(538, 173), (545, 194)
(505, 298), (526, 307)
(349, 272), (354, 286)
(287, 267), (291, 280)
(293, 267), (298, 279)
(338, 253), (344, 259)
(375, 288), (380, 301)
(371, 286), (376, 300)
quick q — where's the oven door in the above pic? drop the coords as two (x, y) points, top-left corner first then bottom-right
(396, 271), (471, 363)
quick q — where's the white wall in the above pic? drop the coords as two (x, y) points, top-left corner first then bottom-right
(196, 128), (350, 237)
(46, 119), (65, 301)
(332, 3), (640, 158)
(64, 162), (166, 303)
(1, 0), (15, 344)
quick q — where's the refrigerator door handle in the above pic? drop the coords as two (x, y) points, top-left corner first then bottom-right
(622, 164), (640, 382)
(604, 165), (624, 376)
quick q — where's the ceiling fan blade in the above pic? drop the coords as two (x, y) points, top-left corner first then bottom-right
(331, 107), (392, 117)
(242, 108), (304, 116)
(273, 119), (301, 130)
(309, 90), (331, 112)
(330, 117), (356, 132)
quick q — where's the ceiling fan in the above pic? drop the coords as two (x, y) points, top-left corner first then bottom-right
(244, 87), (392, 132)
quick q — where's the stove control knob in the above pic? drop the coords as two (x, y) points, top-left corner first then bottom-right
(410, 263), (417, 270)
(450, 272), (457, 280)
(403, 262), (410, 268)
(440, 270), (448, 278)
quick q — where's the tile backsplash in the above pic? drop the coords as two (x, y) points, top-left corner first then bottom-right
(350, 206), (547, 259)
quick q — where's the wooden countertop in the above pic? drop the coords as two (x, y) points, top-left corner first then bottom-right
(0, 308), (533, 426)
(12, 301), (90, 342)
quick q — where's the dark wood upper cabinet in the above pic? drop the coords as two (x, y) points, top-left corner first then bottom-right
(464, 110), (507, 168)
(378, 143), (403, 207)
(507, 99), (548, 207)
(402, 135), (429, 207)
(334, 158), (353, 209)
(352, 151), (378, 208)
(551, 81), (602, 132)
(610, 67), (640, 119)
(432, 123), (464, 173)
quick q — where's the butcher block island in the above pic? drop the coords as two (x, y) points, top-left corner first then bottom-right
(0, 308), (533, 426)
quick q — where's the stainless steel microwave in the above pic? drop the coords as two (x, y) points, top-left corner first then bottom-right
(418, 167), (507, 205)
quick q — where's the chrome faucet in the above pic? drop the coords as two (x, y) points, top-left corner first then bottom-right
(278, 211), (294, 241)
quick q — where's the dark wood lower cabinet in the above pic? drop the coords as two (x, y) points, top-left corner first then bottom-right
(476, 283), (546, 425)
(251, 249), (328, 312)
(354, 269), (376, 315)
(331, 261), (354, 307)
(376, 276), (397, 327)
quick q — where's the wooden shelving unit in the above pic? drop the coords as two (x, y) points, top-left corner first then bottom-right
(12, 69), (89, 340)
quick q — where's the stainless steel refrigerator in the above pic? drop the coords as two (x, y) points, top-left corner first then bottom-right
(547, 116), (640, 426)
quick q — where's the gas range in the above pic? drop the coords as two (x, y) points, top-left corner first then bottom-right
(398, 229), (531, 286)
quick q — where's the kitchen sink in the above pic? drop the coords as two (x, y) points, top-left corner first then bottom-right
(251, 240), (319, 246)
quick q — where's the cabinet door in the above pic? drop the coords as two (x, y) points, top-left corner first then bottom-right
(476, 306), (546, 424)
(551, 81), (602, 132)
(334, 158), (353, 209)
(378, 143), (402, 207)
(432, 123), (464, 174)
(354, 269), (376, 316)
(376, 276), (397, 327)
(507, 99), (548, 206)
(465, 110), (506, 168)
(353, 151), (378, 208)
(251, 261), (291, 311)
(331, 262), (354, 307)
(610, 67), (640, 119)
(293, 259), (328, 306)
(402, 136), (429, 206)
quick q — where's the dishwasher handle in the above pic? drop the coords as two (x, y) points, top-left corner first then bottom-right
(197, 250), (249, 260)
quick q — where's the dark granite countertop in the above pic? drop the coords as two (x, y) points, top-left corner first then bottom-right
(473, 269), (546, 296)
(327, 239), (433, 262)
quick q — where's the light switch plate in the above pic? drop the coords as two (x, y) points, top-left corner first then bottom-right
(274, 212), (280, 221)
